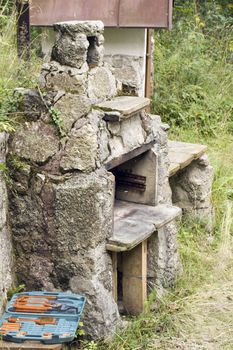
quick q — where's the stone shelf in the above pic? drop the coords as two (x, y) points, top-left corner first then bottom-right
(106, 200), (181, 252)
(168, 140), (207, 177)
(95, 96), (150, 121)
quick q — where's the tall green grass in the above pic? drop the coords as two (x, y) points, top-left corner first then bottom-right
(0, 0), (41, 131)
(152, 2), (233, 135)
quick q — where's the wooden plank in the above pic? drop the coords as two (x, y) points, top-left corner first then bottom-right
(168, 141), (207, 159)
(122, 241), (147, 315)
(0, 341), (62, 350)
(112, 252), (118, 302)
(106, 201), (182, 252)
(96, 96), (150, 118)
(105, 140), (155, 170)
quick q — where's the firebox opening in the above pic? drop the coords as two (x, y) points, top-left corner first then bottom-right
(111, 149), (158, 206)
(87, 36), (99, 67)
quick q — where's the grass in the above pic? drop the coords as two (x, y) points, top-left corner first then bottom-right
(0, 1), (41, 132)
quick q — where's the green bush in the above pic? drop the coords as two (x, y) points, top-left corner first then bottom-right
(152, 2), (233, 135)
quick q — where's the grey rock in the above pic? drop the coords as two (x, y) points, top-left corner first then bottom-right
(104, 55), (145, 96)
(54, 93), (91, 132)
(120, 113), (146, 149)
(52, 32), (89, 68)
(170, 157), (214, 230)
(60, 124), (98, 172)
(16, 88), (47, 121)
(87, 66), (116, 103)
(54, 21), (104, 36)
(10, 121), (60, 164)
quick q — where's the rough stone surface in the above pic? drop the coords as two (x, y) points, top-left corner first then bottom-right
(16, 88), (48, 121)
(60, 123), (98, 172)
(104, 55), (145, 96)
(40, 61), (88, 94)
(146, 115), (182, 289)
(170, 155), (214, 231)
(52, 32), (89, 68)
(10, 121), (60, 164)
(52, 21), (104, 69)
(8, 169), (120, 338)
(0, 132), (13, 313)
(54, 93), (91, 132)
(54, 21), (104, 36)
(87, 66), (117, 103)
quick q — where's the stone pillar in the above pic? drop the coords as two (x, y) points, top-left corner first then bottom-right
(7, 21), (120, 339)
(0, 132), (13, 313)
(147, 116), (181, 292)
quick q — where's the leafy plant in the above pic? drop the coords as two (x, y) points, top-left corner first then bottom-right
(49, 107), (66, 138)
(7, 284), (25, 300)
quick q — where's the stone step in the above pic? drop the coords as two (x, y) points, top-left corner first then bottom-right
(0, 341), (62, 350)
(106, 200), (181, 252)
(95, 96), (150, 121)
(168, 140), (208, 177)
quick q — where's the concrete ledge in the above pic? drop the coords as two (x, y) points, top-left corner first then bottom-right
(168, 140), (208, 177)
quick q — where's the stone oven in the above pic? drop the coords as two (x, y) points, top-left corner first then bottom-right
(7, 21), (181, 339)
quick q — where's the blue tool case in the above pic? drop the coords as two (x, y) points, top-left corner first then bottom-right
(0, 291), (86, 344)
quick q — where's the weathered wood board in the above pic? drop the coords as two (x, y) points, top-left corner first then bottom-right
(106, 200), (181, 252)
(122, 241), (147, 315)
(168, 140), (208, 177)
(0, 342), (62, 350)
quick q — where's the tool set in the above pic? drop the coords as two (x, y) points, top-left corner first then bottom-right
(0, 292), (86, 344)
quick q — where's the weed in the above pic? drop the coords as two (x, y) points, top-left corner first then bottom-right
(7, 284), (25, 300)
(49, 107), (66, 138)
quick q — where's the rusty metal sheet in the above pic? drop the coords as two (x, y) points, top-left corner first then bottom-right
(119, 0), (172, 28)
(30, 0), (172, 28)
(30, 0), (119, 26)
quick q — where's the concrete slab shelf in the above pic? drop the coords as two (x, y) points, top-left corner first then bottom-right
(168, 140), (207, 177)
(95, 96), (150, 121)
(106, 200), (181, 252)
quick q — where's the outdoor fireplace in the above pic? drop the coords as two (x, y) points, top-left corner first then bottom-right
(7, 21), (181, 339)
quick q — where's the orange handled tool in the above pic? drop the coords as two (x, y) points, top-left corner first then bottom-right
(8, 317), (56, 325)
(0, 322), (21, 334)
(13, 304), (53, 312)
(17, 295), (57, 302)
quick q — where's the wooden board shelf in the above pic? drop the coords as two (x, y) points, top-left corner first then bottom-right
(106, 200), (181, 252)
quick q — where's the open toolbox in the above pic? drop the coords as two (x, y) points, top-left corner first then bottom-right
(0, 291), (86, 344)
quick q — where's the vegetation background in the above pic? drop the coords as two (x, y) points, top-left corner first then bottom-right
(0, 0), (233, 349)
